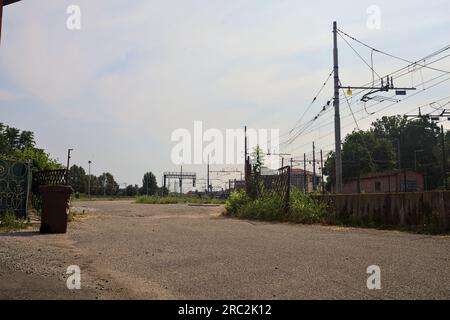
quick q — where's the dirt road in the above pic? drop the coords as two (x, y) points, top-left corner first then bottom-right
(1, 200), (449, 299)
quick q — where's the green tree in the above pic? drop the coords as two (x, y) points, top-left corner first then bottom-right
(125, 184), (140, 197)
(98, 173), (119, 196)
(141, 172), (158, 195)
(324, 130), (396, 184)
(14, 147), (61, 172)
(69, 165), (86, 193)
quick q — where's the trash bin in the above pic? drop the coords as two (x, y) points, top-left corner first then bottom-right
(39, 185), (72, 234)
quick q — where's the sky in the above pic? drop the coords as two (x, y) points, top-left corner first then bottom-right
(1, 0), (450, 190)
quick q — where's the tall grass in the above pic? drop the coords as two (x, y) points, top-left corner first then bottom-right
(288, 189), (327, 224)
(0, 210), (30, 231)
(224, 189), (327, 224)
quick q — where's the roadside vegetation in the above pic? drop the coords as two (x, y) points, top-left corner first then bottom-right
(0, 211), (30, 232)
(136, 196), (226, 205)
(224, 189), (327, 224)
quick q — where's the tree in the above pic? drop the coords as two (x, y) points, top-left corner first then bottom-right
(1, 123), (60, 171)
(125, 184), (140, 197)
(98, 172), (119, 196)
(141, 172), (157, 195)
(324, 130), (396, 185)
(324, 115), (444, 190)
(14, 147), (61, 171)
(250, 145), (265, 175)
(69, 165), (86, 193)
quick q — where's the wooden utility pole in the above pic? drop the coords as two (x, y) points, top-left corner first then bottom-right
(333, 21), (343, 194)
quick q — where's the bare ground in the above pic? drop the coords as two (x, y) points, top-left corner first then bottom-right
(1, 200), (449, 299)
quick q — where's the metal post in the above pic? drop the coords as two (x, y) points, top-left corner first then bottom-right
(88, 160), (91, 199)
(207, 155), (210, 194)
(320, 150), (324, 194)
(333, 21), (343, 193)
(290, 157), (293, 186)
(442, 125), (447, 189)
(163, 175), (166, 196)
(312, 142), (316, 191)
(180, 165), (183, 195)
(66, 148), (73, 185)
(303, 153), (307, 192)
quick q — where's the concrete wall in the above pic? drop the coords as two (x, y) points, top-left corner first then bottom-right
(317, 191), (450, 232)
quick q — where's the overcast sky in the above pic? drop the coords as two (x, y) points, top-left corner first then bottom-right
(1, 0), (450, 189)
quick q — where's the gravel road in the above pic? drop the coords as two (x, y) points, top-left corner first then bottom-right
(1, 200), (449, 299)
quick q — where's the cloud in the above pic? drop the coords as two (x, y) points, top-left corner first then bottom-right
(1, 0), (449, 185)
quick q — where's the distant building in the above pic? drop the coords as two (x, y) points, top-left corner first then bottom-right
(339, 170), (424, 193)
(290, 168), (322, 192)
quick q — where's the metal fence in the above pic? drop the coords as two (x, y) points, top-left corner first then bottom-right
(0, 159), (32, 218)
(31, 169), (68, 211)
(245, 160), (291, 213)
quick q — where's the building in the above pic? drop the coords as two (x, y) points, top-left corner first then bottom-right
(290, 168), (322, 192)
(340, 170), (424, 194)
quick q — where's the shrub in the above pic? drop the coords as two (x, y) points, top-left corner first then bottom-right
(289, 189), (327, 224)
(0, 210), (29, 231)
(224, 190), (250, 216)
(225, 191), (286, 221)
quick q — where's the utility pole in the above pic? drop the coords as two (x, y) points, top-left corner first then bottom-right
(66, 148), (73, 185)
(88, 160), (91, 199)
(207, 155), (210, 194)
(312, 142), (316, 191)
(333, 21), (343, 194)
(66, 148), (73, 171)
(290, 157), (293, 187)
(180, 165), (183, 196)
(442, 125), (448, 189)
(320, 150), (324, 194)
(303, 153), (307, 192)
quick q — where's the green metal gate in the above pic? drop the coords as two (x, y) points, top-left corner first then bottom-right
(0, 159), (32, 218)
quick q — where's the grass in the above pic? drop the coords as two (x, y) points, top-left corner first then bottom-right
(136, 196), (226, 205)
(224, 189), (325, 223)
(224, 189), (450, 234)
(0, 210), (30, 232)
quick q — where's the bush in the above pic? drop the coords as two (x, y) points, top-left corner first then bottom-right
(224, 190), (250, 216)
(225, 189), (327, 224)
(0, 210), (29, 231)
(225, 191), (286, 221)
(289, 189), (327, 224)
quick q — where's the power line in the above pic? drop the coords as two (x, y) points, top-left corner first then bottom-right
(337, 28), (450, 74)
(289, 70), (333, 134)
(337, 31), (382, 79)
